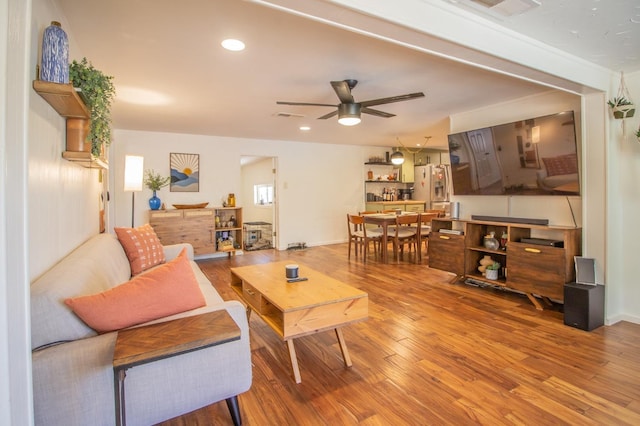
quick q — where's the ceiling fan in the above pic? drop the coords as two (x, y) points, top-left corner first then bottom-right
(276, 79), (425, 126)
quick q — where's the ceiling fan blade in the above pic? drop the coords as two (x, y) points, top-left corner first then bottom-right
(362, 107), (395, 118)
(276, 101), (336, 107)
(360, 92), (425, 108)
(317, 110), (338, 120)
(330, 80), (354, 103)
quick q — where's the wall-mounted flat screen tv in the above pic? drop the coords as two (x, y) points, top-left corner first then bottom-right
(447, 111), (579, 196)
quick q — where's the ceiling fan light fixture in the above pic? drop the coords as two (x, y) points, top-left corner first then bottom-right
(391, 150), (405, 165)
(337, 103), (361, 126)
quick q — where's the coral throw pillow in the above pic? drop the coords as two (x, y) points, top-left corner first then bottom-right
(115, 224), (166, 275)
(64, 248), (205, 333)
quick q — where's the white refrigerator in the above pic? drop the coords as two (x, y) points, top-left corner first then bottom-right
(413, 164), (451, 211)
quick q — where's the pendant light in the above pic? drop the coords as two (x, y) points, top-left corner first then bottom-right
(390, 148), (404, 165)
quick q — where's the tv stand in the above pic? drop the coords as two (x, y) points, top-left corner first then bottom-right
(429, 218), (581, 309)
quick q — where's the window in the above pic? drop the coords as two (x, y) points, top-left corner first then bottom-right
(254, 184), (273, 206)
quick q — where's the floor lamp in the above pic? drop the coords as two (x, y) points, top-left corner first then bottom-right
(124, 155), (144, 227)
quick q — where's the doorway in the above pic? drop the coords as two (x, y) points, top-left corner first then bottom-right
(240, 156), (278, 250)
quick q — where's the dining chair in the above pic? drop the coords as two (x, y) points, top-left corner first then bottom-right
(426, 209), (446, 218)
(390, 214), (419, 262)
(347, 214), (382, 262)
(413, 212), (439, 260)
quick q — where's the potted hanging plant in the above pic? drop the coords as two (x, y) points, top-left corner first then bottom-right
(607, 97), (636, 119)
(485, 261), (501, 280)
(144, 169), (171, 210)
(69, 58), (116, 156)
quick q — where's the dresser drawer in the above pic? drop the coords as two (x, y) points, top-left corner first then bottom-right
(428, 233), (465, 275)
(507, 242), (566, 300)
(242, 282), (276, 315)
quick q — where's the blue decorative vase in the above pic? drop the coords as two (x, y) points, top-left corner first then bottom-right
(149, 191), (161, 210)
(40, 21), (69, 84)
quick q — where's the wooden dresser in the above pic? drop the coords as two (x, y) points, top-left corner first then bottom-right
(149, 207), (242, 256)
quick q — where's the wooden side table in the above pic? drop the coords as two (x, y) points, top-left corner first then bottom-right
(113, 310), (241, 426)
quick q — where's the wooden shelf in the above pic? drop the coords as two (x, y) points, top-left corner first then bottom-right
(33, 80), (109, 170)
(61, 151), (108, 169)
(33, 80), (90, 119)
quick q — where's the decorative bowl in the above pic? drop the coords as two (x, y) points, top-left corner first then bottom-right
(172, 203), (209, 209)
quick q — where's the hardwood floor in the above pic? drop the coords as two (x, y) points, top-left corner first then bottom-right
(159, 244), (640, 425)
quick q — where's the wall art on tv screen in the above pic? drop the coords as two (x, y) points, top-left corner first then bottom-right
(170, 152), (199, 192)
(447, 111), (579, 196)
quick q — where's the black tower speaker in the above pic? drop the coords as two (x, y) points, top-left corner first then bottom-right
(563, 283), (604, 331)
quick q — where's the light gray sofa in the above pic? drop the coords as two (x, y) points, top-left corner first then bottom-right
(30, 233), (252, 426)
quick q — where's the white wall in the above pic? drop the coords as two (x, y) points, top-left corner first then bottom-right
(241, 157), (274, 225)
(29, 0), (102, 280)
(5, 0), (34, 423)
(111, 129), (383, 250)
(608, 70), (640, 324)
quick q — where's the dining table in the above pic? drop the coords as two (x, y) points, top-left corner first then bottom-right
(362, 212), (418, 264)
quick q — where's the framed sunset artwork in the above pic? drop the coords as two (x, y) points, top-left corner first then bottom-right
(170, 153), (199, 192)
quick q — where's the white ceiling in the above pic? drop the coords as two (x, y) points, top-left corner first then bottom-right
(54, 0), (640, 150)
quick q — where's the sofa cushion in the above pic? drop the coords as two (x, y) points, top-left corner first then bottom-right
(115, 224), (166, 275)
(30, 234), (133, 350)
(64, 248), (206, 333)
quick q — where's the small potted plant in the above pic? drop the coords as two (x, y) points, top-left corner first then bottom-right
(636, 127), (640, 143)
(69, 58), (116, 156)
(144, 169), (171, 210)
(607, 97), (635, 119)
(485, 261), (501, 280)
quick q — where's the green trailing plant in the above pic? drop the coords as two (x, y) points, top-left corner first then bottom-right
(486, 262), (501, 271)
(144, 169), (171, 191)
(69, 58), (116, 156)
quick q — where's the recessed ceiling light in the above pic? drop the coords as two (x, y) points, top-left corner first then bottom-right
(299, 126), (311, 131)
(221, 39), (245, 51)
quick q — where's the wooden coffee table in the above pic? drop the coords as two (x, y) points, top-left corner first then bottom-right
(230, 261), (368, 383)
(113, 311), (241, 426)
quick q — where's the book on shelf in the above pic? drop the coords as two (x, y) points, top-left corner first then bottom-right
(439, 229), (464, 235)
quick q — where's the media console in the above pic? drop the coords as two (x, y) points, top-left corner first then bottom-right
(428, 218), (582, 310)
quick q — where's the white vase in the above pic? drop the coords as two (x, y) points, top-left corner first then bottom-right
(486, 269), (498, 280)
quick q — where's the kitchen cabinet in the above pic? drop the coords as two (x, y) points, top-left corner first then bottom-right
(400, 155), (414, 183)
(149, 207), (243, 256)
(365, 201), (425, 212)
